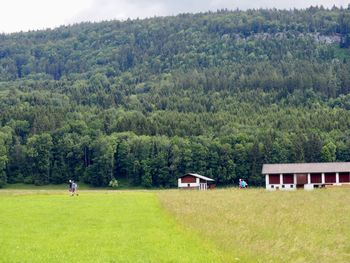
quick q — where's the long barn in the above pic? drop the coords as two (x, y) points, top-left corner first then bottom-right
(262, 162), (350, 190)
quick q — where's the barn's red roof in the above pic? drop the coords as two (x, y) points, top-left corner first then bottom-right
(262, 162), (350, 174)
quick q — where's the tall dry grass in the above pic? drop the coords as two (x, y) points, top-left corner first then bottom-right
(158, 188), (350, 263)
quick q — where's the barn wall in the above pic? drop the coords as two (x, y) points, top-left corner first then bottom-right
(283, 174), (294, 184)
(178, 177), (200, 188)
(325, 173), (336, 183)
(266, 183), (295, 191)
(265, 168), (350, 191)
(269, 174), (280, 184)
(339, 172), (350, 183)
(311, 173), (322, 184)
(181, 176), (196, 183)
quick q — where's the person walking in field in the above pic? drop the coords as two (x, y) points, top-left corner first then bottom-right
(68, 180), (73, 193)
(239, 178), (242, 188)
(241, 180), (248, 188)
(71, 181), (79, 196)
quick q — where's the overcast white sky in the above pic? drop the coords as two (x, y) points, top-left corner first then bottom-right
(0, 0), (348, 33)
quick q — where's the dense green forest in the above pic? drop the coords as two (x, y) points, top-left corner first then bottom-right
(1, 6), (350, 188)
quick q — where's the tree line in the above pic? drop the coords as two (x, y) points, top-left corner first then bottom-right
(0, 6), (350, 187)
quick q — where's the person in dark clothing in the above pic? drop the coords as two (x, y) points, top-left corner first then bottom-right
(68, 180), (73, 193)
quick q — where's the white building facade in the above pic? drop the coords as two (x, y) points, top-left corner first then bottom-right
(262, 162), (350, 191)
(178, 173), (215, 190)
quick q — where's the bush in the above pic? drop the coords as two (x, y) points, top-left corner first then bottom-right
(34, 179), (45, 186)
(109, 178), (119, 188)
(23, 176), (34, 184)
(7, 172), (24, 184)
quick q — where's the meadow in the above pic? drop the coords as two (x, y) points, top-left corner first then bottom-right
(0, 190), (226, 263)
(1, 188), (350, 263)
(158, 188), (350, 263)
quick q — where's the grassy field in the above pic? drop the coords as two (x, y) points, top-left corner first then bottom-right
(0, 190), (227, 263)
(1, 188), (350, 263)
(158, 188), (350, 263)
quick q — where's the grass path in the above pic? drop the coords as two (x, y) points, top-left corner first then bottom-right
(0, 191), (227, 263)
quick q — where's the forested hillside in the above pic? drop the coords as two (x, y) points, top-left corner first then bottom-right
(1, 6), (350, 188)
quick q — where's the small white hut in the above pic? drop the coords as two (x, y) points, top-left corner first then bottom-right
(178, 173), (215, 190)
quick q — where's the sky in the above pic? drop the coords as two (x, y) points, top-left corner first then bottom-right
(0, 0), (348, 33)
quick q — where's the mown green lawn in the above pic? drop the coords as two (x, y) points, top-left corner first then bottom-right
(0, 191), (226, 263)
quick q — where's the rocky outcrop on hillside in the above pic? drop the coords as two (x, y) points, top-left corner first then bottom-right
(225, 32), (342, 45)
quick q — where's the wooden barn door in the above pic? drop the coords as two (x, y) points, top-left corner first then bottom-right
(296, 174), (307, 188)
